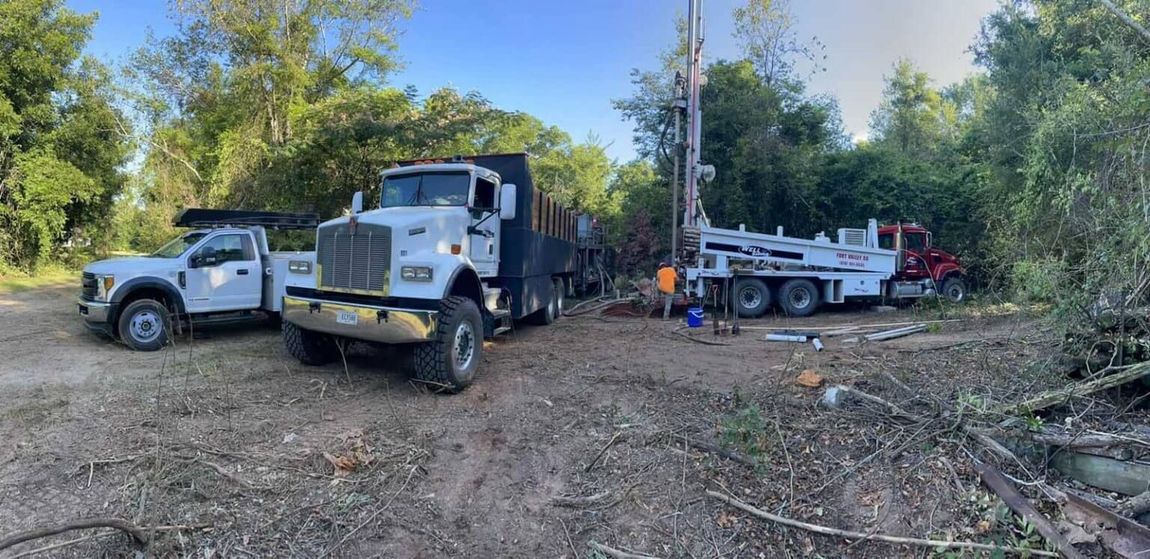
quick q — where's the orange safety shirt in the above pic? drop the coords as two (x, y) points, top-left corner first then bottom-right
(657, 267), (676, 294)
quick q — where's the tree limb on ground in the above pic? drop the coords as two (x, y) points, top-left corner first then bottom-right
(706, 490), (1060, 557)
(0, 518), (146, 552)
(974, 462), (1086, 559)
(996, 362), (1150, 415)
(587, 540), (661, 559)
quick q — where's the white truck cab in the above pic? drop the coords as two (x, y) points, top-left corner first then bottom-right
(79, 209), (318, 350)
(282, 153), (609, 392)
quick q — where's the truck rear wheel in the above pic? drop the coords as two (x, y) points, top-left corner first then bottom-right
(779, 279), (820, 317)
(527, 278), (562, 325)
(941, 276), (967, 303)
(734, 278), (771, 318)
(283, 321), (337, 365)
(118, 299), (170, 351)
(413, 296), (483, 393)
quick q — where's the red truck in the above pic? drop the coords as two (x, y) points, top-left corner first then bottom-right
(877, 222), (966, 303)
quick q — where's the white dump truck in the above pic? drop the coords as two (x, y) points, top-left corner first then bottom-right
(78, 209), (318, 350)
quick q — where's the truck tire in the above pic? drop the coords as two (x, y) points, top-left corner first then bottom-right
(779, 279), (820, 317)
(527, 278), (562, 325)
(941, 276), (967, 303)
(283, 321), (337, 366)
(413, 296), (483, 392)
(734, 278), (771, 318)
(118, 298), (170, 351)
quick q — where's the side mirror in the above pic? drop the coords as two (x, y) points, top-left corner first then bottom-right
(351, 191), (364, 214)
(499, 183), (517, 220)
(193, 246), (218, 268)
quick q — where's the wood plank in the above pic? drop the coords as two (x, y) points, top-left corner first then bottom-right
(1051, 452), (1150, 496)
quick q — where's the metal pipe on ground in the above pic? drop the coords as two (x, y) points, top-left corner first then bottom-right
(864, 324), (927, 342)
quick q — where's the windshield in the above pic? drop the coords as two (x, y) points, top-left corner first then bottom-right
(151, 232), (207, 258)
(381, 172), (470, 207)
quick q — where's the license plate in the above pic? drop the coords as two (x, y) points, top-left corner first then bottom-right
(336, 310), (358, 326)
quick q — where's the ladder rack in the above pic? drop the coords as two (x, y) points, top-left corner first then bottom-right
(174, 208), (320, 230)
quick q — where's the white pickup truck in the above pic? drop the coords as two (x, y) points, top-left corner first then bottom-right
(78, 209), (318, 350)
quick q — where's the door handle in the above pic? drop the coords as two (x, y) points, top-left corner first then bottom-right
(237, 269), (250, 275)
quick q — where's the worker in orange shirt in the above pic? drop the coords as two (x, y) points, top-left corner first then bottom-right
(657, 261), (677, 320)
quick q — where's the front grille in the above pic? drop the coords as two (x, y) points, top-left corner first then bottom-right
(81, 272), (97, 299)
(317, 222), (392, 293)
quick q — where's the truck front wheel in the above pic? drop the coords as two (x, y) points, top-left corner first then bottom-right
(118, 299), (170, 351)
(283, 321), (337, 365)
(413, 296), (483, 392)
(941, 276), (967, 303)
(779, 279), (820, 317)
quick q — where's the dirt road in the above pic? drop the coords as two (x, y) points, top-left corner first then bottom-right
(0, 284), (1051, 557)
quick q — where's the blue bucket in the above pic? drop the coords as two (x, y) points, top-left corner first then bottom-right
(687, 307), (704, 328)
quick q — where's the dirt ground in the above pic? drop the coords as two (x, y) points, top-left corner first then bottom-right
(0, 283), (1102, 557)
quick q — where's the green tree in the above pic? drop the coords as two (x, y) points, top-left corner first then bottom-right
(869, 59), (957, 158)
(0, 0), (130, 269)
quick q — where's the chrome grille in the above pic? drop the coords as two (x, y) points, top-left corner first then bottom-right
(317, 222), (392, 293)
(81, 272), (97, 299)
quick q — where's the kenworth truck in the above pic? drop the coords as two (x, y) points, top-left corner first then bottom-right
(281, 153), (606, 392)
(78, 209), (318, 350)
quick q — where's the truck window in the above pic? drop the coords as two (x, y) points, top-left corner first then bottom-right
(196, 234), (253, 264)
(878, 234), (894, 250)
(151, 232), (207, 258)
(381, 172), (470, 207)
(474, 177), (496, 209)
(905, 233), (926, 252)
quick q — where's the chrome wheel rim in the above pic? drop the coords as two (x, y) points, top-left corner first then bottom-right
(739, 286), (761, 309)
(130, 310), (161, 342)
(453, 321), (476, 371)
(947, 284), (965, 302)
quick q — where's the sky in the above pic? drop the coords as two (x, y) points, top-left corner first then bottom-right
(67, 0), (999, 162)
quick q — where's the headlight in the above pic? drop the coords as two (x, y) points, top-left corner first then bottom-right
(96, 275), (115, 301)
(288, 260), (312, 274)
(401, 266), (433, 282)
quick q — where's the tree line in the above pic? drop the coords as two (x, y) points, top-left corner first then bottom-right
(2, 0), (1147, 327)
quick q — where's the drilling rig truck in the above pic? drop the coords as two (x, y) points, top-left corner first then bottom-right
(671, 0), (965, 318)
(280, 153), (607, 392)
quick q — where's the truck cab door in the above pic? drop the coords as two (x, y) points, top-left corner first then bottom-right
(901, 232), (930, 280)
(184, 232), (262, 313)
(468, 176), (501, 277)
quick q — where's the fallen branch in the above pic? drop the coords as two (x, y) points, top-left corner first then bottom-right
(687, 438), (756, 467)
(0, 518), (146, 552)
(671, 326), (729, 346)
(550, 491), (613, 508)
(1118, 490), (1150, 518)
(998, 362), (1150, 415)
(706, 490), (1059, 557)
(319, 464), (418, 558)
(974, 462), (1086, 559)
(585, 432), (623, 472)
(587, 540), (660, 559)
